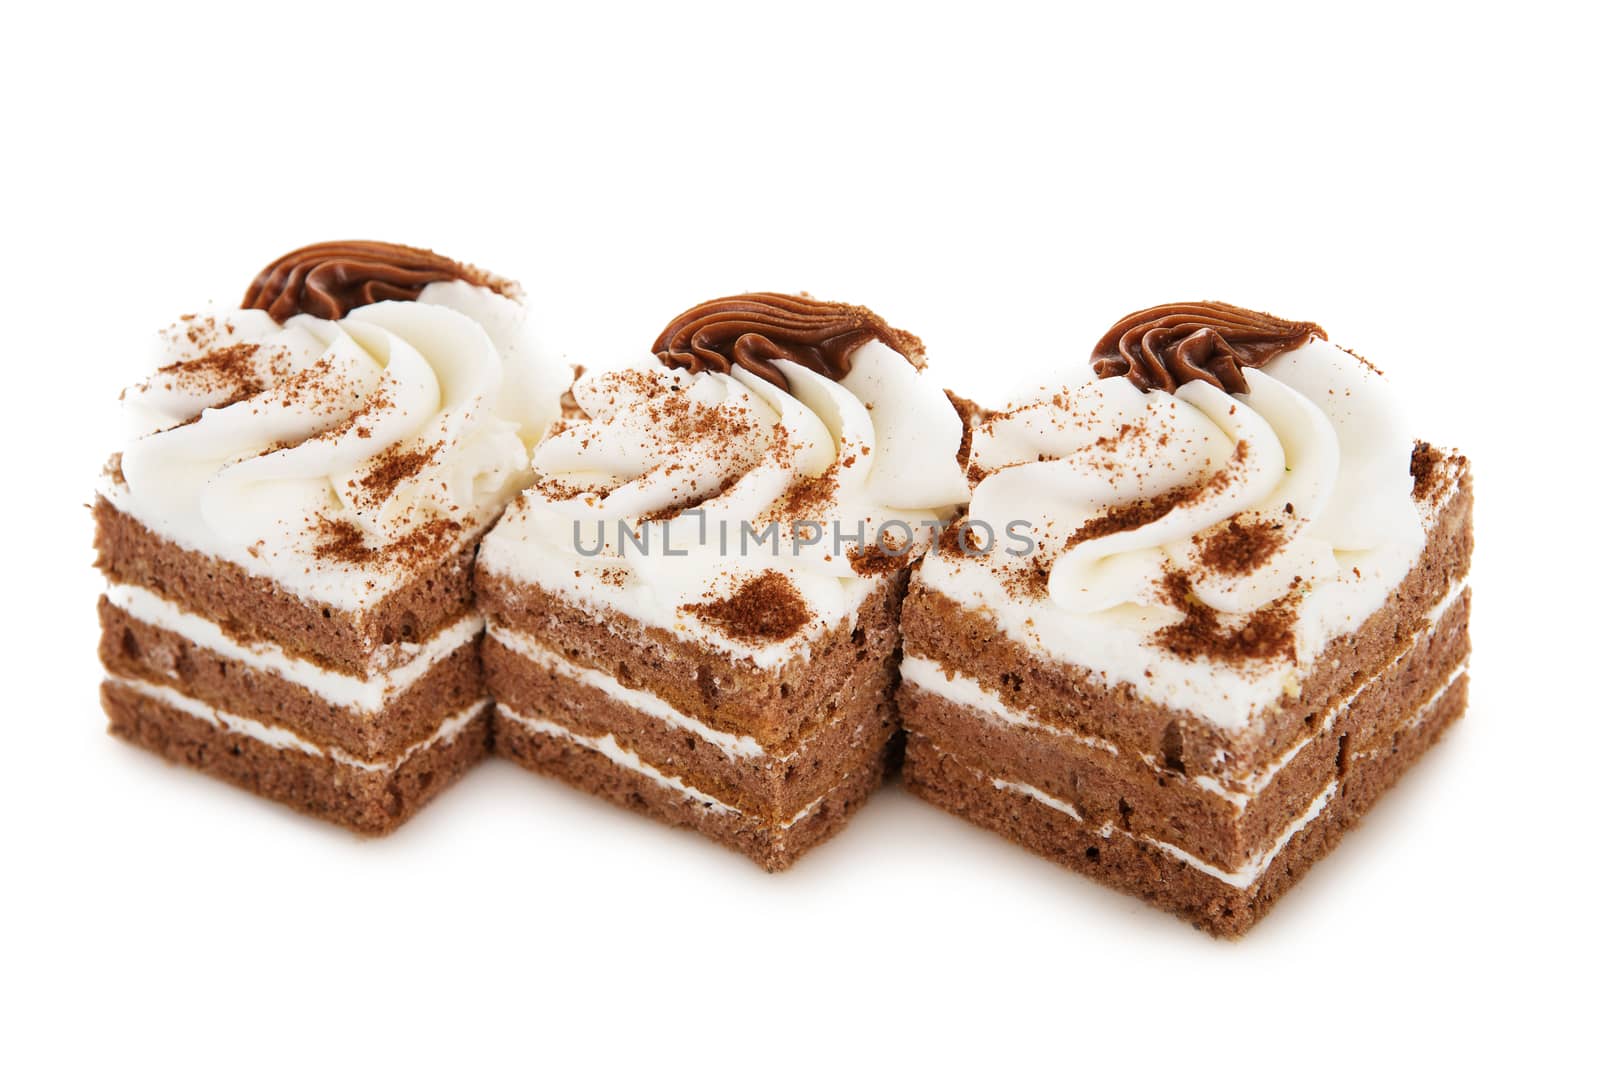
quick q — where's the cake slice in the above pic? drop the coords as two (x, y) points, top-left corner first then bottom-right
(478, 292), (972, 868)
(95, 241), (570, 833)
(901, 302), (1471, 935)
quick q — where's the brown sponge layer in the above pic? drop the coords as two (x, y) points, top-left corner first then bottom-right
(477, 569), (907, 749)
(493, 707), (891, 871)
(99, 598), (485, 762)
(900, 592), (1469, 870)
(484, 636), (896, 820)
(102, 679), (490, 835)
(903, 671), (1467, 938)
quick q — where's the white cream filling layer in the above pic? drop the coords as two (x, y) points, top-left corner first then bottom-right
(106, 582), (483, 713)
(486, 624), (767, 759)
(780, 790), (831, 831)
(900, 655), (1120, 756)
(990, 768), (1334, 890)
(495, 704), (826, 830)
(982, 659), (1467, 889)
(107, 674), (487, 772)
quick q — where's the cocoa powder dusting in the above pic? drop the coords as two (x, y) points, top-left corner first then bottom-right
(1195, 517), (1289, 576)
(354, 441), (440, 505)
(936, 518), (989, 557)
(683, 572), (813, 643)
(303, 382), (394, 442)
(848, 546), (909, 576)
(312, 514), (462, 568)
(312, 517), (371, 563)
(1066, 483), (1203, 549)
(154, 342), (264, 402)
(1065, 440), (1249, 549)
(1153, 571), (1297, 664)
(387, 518), (464, 567)
(1338, 345), (1384, 375)
(640, 475), (741, 523)
(769, 468), (837, 524)
(1001, 557), (1052, 600)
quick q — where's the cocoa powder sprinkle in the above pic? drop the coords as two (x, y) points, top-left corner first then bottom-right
(1065, 440), (1250, 549)
(354, 441), (440, 506)
(683, 572), (813, 643)
(1195, 517), (1290, 576)
(153, 342), (264, 401)
(1153, 571), (1297, 665)
(1065, 483), (1203, 549)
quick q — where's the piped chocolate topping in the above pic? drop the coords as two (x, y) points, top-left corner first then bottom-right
(1091, 301), (1325, 394)
(653, 292), (924, 392)
(242, 240), (515, 323)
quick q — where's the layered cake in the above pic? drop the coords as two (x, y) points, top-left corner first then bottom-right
(95, 241), (570, 833)
(478, 293), (972, 868)
(900, 302), (1472, 935)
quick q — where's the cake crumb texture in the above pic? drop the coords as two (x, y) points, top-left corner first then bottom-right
(102, 681), (490, 835)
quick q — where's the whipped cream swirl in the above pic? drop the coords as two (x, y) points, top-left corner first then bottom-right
(950, 337), (1423, 618)
(114, 281), (570, 604)
(487, 340), (969, 644)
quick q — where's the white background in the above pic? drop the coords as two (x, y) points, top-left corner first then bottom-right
(3, 2), (1595, 1063)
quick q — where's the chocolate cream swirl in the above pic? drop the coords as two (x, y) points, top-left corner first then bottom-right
(242, 240), (516, 323)
(653, 292), (925, 392)
(1091, 301), (1325, 394)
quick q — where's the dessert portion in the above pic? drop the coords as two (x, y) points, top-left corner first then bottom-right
(478, 292), (971, 868)
(901, 302), (1472, 935)
(95, 241), (570, 833)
